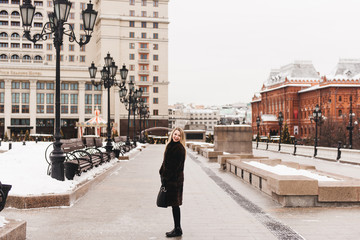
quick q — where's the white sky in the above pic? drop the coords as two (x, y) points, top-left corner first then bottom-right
(168, 0), (360, 106)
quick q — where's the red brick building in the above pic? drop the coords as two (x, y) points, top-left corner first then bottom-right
(251, 59), (360, 141)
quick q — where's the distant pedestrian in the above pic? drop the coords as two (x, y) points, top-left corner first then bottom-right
(159, 127), (186, 238)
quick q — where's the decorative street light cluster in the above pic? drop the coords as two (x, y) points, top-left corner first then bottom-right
(278, 112), (283, 151)
(256, 116), (260, 149)
(20, 0), (98, 181)
(347, 96), (355, 149)
(312, 104), (322, 157)
(119, 78), (143, 146)
(88, 53), (128, 153)
(138, 100), (150, 143)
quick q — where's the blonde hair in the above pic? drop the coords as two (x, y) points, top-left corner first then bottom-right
(166, 127), (186, 149)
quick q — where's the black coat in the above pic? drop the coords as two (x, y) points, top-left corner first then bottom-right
(159, 141), (186, 206)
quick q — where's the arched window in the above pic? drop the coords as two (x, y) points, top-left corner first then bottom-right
(11, 54), (19, 59)
(0, 54), (8, 59)
(0, 10), (8, 16)
(11, 32), (19, 38)
(34, 12), (42, 18)
(338, 110), (342, 117)
(23, 55), (31, 61)
(0, 32), (8, 38)
(34, 55), (42, 60)
(11, 11), (19, 16)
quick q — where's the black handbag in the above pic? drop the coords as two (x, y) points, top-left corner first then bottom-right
(156, 186), (167, 208)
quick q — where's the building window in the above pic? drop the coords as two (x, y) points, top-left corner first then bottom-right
(141, 11), (146, 17)
(153, 0), (158, 7)
(153, 87), (158, 93)
(85, 106), (92, 114)
(11, 43), (20, 48)
(69, 44), (74, 51)
(85, 84), (92, 91)
(129, 76), (135, 81)
(61, 94), (69, 104)
(46, 82), (54, 90)
(21, 105), (29, 113)
(130, 65), (135, 71)
(153, 76), (158, 82)
(129, 53), (135, 60)
(129, 0), (135, 5)
(0, 42), (8, 47)
(339, 110), (342, 116)
(153, 109), (158, 115)
(129, 32), (135, 38)
(61, 83), (69, 90)
(36, 82), (45, 89)
(0, 21), (8, 26)
(153, 65), (159, 71)
(94, 94), (101, 104)
(141, 22), (147, 28)
(130, 10), (135, 16)
(153, 33), (158, 39)
(153, 12), (158, 18)
(46, 55), (52, 61)
(0, 82), (4, 89)
(23, 43), (31, 48)
(46, 105), (54, 113)
(153, 22), (158, 28)
(80, 2), (86, 9)
(71, 106), (78, 114)
(80, 56), (85, 62)
(12, 82), (20, 89)
(339, 96), (342, 102)
(69, 55), (75, 62)
(61, 105), (68, 114)
(12, 105), (19, 113)
(46, 93), (54, 104)
(129, 43), (135, 49)
(34, 22), (43, 27)
(142, 0), (146, 6)
(37, 93), (44, 104)
(22, 93), (29, 103)
(70, 94), (78, 104)
(47, 44), (52, 50)
(70, 83), (78, 90)
(140, 76), (148, 81)
(141, 32), (147, 38)
(12, 93), (19, 103)
(140, 54), (148, 59)
(153, 98), (158, 104)
(94, 85), (102, 91)
(85, 94), (92, 104)
(129, 21), (135, 27)
(153, 55), (158, 61)
(21, 82), (30, 89)
(80, 46), (86, 52)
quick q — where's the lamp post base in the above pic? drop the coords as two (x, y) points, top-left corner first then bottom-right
(49, 152), (66, 181)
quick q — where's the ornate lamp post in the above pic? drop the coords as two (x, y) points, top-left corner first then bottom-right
(138, 101), (149, 143)
(119, 80), (142, 146)
(88, 54), (128, 153)
(20, 0), (98, 181)
(256, 116), (260, 149)
(347, 96), (354, 149)
(132, 89), (143, 144)
(278, 111), (283, 151)
(312, 104), (322, 157)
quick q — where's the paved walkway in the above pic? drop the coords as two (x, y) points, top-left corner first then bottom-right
(3, 145), (360, 239)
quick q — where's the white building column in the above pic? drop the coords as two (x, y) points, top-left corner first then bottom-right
(29, 79), (37, 134)
(78, 80), (85, 123)
(4, 79), (11, 138)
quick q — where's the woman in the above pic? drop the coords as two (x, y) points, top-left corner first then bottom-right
(159, 127), (186, 238)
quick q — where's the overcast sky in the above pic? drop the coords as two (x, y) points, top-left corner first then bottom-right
(168, 0), (360, 106)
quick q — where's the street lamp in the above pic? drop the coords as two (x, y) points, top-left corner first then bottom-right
(88, 54), (128, 153)
(256, 116), (260, 149)
(138, 100), (149, 143)
(347, 96), (354, 149)
(119, 79), (142, 146)
(312, 104), (322, 157)
(20, 0), (98, 181)
(278, 111), (283, 151)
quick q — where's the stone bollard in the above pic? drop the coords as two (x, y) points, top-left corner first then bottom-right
(0, 138), (2, 147)
(35, 137), (38, 143)
(23, 140), (26, 146)
(293, 139), (297, 155)
(8, 141), (12, 150)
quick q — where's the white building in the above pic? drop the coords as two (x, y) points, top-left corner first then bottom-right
(0, 0), (169, 139)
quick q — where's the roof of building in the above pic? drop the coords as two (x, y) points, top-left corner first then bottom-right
(264, 60), (320, 88)
(326, 58), (360, 80)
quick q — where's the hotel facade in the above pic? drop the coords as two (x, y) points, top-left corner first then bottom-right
(0, 0), (169, 139)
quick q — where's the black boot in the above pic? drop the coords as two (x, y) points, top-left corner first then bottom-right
(166, 227), (182, 237)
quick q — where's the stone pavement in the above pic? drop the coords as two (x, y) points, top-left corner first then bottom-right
(2, 145), (360, 239)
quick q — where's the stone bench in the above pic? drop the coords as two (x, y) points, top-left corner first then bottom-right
(218, 154), (266, 169)
(226, 158), (360, 207)
(201, 149), (223, 162)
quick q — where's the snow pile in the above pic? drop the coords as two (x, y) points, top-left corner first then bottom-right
(244, 161), (339, 182)
(0, 141), (142, 196)
(0, 216), (8, 228)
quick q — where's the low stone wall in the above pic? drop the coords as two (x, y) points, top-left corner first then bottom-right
(226, 158), (360, 207)
(0, 219), (26, 240)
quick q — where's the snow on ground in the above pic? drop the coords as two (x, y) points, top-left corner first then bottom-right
(244, 161), (339, 182)
(0, 141), (143, 196)
(0, 216), (8, 228)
